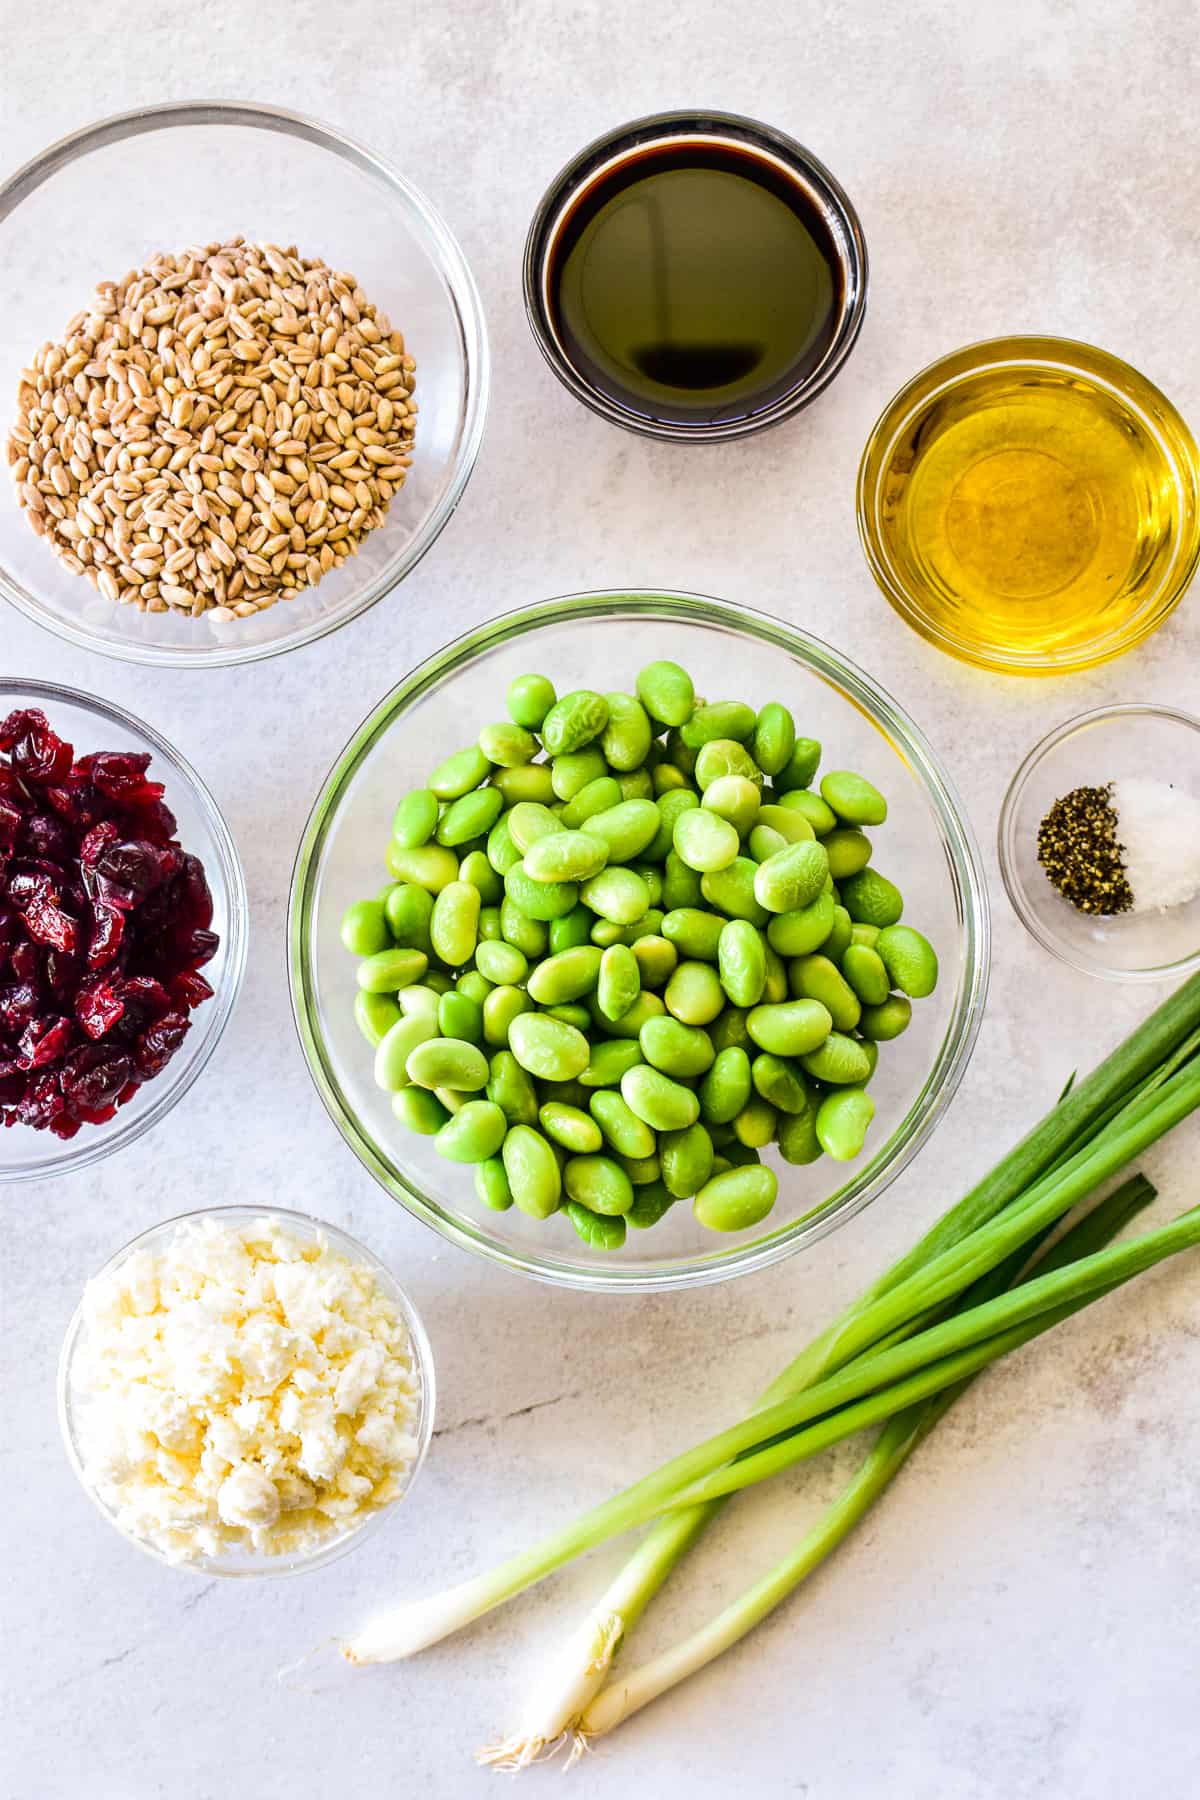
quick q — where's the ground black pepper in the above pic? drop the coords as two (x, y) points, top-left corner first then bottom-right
(1037, 783), (1133, 915)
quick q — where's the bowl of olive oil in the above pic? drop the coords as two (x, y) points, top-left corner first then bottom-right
(524, 111), (867, 441)
(857, 337), (1200, 675)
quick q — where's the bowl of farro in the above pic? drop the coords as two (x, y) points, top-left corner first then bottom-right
(0, 102), (489, 668)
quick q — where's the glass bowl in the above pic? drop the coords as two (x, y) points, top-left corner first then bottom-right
(0, 679), (246, 1182)
(288, 590), (990, 1291)
(998, 703), (1200, 981)
(0, 101), (489, 668)
(857, 336), (1200, 675)
(58, 1205), (435, 1578)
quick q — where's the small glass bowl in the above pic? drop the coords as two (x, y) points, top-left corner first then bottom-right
(0, 101), (489, 668)
(289, 590), (990, 1292)
(857, 336), (1200, 675)
(999, 703), (1200, 981)
(0, 680), (247, 1182)
(58, 1204), (435, 1578)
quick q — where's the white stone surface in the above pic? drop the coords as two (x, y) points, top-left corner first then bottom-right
(3, 3), (1199, 1794)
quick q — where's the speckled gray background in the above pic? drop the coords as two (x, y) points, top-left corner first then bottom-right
(3, 3), (1198, 1795)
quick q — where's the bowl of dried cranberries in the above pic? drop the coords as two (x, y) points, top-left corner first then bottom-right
(0, 680), (246, 1178)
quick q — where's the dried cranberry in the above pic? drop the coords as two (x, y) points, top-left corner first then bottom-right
(75, 751), (161, 803)
(177, 928), (219, 969)
(60, 1044), (133, 1121)
(93, 840), (181, 909)
(16, 1069), (65, 1130)
(0, 799), (23, 851)
(175, 853), (214, 929)
(0, 710), (73, 784)
(0, 1061), (26, 1106)
(87, 903), (125, 970)
(113, 975), (172, 1025)
(76, 975), (124, 1040)
(171, 970), (214, 1010)
(20, 811), (72, 863)
(45, 949), (82, 1003)
(18, 1015), (74, 1070)
(122, 796), (178, 845)
(49, 1113), (84, 1140)
(44, 778), (104, 829)
(24, 890), (79, 953)
(0, 982), (42, 1035)
(79, 820), (120, 867)
(7, 868), (55, 911)
(9, 940), (40, 984)
(136, 1010), (190, 1078)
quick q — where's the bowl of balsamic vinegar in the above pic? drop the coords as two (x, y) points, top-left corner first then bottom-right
(524, 111), (868, 442)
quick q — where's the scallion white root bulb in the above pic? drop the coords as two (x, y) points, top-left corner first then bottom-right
(342, 1571), (507, 1664)
(476, 1611), (624, 1771)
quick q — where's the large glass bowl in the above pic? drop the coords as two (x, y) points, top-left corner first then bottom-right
(0, 680), (247, 1181)
(58, 1205), (435, 1577)
(0, 101), (488, 668)
(289, 592), (990, 1291)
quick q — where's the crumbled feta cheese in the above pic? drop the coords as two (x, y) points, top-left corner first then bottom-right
(70, 1216), (423, 1562)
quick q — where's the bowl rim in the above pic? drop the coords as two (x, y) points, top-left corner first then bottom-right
(287, 588), (991, 1292)
(522, 108), (869, 443)
(0, 676), (248, 1181)
(997, 700), (1200, 982)
(57, 1202), (435, 1578)
(0, 98), (490, 669)
(856, 333), (1200, 676)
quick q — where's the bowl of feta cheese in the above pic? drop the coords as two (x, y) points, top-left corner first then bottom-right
(57, 1206), (434, 1575)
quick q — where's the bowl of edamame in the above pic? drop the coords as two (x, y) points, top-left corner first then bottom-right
(288, 591), (990, 1291)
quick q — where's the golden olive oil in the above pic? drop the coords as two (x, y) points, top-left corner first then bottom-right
(860, 339), (1200, 673)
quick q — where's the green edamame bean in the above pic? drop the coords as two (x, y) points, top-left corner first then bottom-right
(661, 1121), (715, 1198)
(859, 995), (913, 1041)
(816, 1087), (875, 1160)
(589, 1088), (656, 1158)
(789, 953), (861, 1032)
(747, 824), (788, 863)
(526, 945), (603, 1004)
(663, 849), (704, 910)
(618, 1151), (661, 1187)
(757, 804), (815, 844)
(824, 904), (854, 963)
(850, 922), (881, 948)
(627, 1181), (676, 1229)
(486, 813), (523, 876)
(717, 919), (767, 1008)
(436, 1099), (507, 1163)
(653, 763), (688, 795)
(392, 1086), (450, 1136)
(578, 1038), (645, 1089)
(733, 1095), (777, 1148)
(524, 829), (609, 884)
(385, 843), (460, 892)
(503, 1125), (562, 1218)
(597, 943), (641, 1021)
(702, 775), (761, 836)
(861, 1039), (880, 1083)
(601, 692), (653, 771)
(429, 744), (491, 799)
(479, 720), (538, 767)
(491, 763), (556, 807)
(709, 1006), (750, 1052)
(751, 702), (796, 778)
(753, 839), (830, 914)
(373, 1011), (438, 1090)
(698, 1045), (752, 1124)
(762, 942), (789, 1003)
(779, 737), (821, 791)
(587, 798), (661, 862)
(541, 690), (610, 756)
(552, 748), (608, 802)
(820, 770), (888, 827)
(765, 891), (836, 957)
(505, 863), (580, 921)
(646, 789), (699, 863)
(777, 1103), (823, 1165)
(561, 775), (623, 828)
(500, 898), (549, 959)
(507, 672), (556, 730)
(629, 864), (663, 908)
(590, 988), (665, 1040)
(545, 1002), (593, 1031)
(694, 738), (762, 790)
(822, 828), (873, 880)
(701, 858), (769, 925)
(475, 1155), (514, 1210)
(564, 1154), (634, 1216)
(341, 898), (391, 956)
(424, 970), (453, 995)
(633, 934), (677, 989)
(392, 787), (440, 849)
(486, 1048), (540, 1125)
(621, 1063), (700, 1131)
(673, 807), (740, 873)
(842, 943), (891, 1007)
(355, 989), (401, 1047)
(800, 1032), (874, 1085)
(508, 1011), (591, 1081)
(591, 909), (663, 948)
(399, 985), (441, 1019)
(640, 1013), (715, 1077)
(751, 1053), (811, 1115)
(777, 789), (837, 836)
(746, 998), (832, 1056)
(661, 908), (725, 962)
(456, 969), (493, 1006)
(693, 1165), (778, 1232)
(406, 1036), (491, 1091)
(549, 905), (595, 953)
(430, 881), (480, 967)
(875, 925), (939, 998)
(384, 882), (434, 950)
(680, 701), (757, 747)
(563, 1200), (627, 1250)
(581, 866), (650, 925)
(459, 851), (503, 905)
(636, 659), (695, 727)
(474, 938), (528, 986)
(507, 801), (561, 853)
(357, 946), (428, 993)
(438, 989), (483, 1044)
(436, 786), (503, 846)
(539, 1101), (604, 1154)
(840, 868), (904, 928)
(664, 959), (725, 1025)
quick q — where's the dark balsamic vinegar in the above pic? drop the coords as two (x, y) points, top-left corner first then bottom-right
(547, 138), (844, 428)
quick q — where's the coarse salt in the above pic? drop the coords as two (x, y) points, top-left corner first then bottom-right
(1112, 779), (1200, 914)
